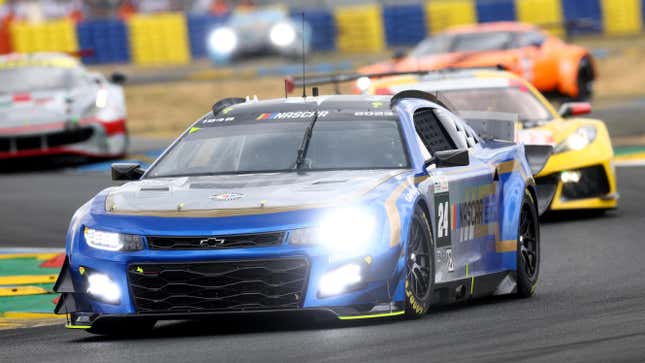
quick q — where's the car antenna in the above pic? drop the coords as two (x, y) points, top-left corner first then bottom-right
(301, 12), (307, 99)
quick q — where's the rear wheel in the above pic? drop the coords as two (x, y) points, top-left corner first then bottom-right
(517, 190), (540, 298)
(86, 319), (156, 336)
(575, 56), (594, 101)
(404, 206), (434, 319)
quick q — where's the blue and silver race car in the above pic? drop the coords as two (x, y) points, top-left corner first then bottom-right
(54, 92), (551, 335)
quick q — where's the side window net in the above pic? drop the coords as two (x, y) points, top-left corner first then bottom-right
(413, 108), (456, 153)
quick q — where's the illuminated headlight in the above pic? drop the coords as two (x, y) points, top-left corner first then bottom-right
(319, 263), (362, 297)
(561, 170), (581, 183)
(555, 125), (597, 153)
(270, 22), (297, 47)
(289, 207), (376, 253)
(356, 77), (372, 94)
(84, 227), (143, 252)
(86, 273), (121, 304)
(208, 27), (238, 55)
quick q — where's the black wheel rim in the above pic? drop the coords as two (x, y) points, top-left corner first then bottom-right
(407, 217), (431, 300)
(519, 203), (538, 280)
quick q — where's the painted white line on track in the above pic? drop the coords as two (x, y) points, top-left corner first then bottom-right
(615, 160), (645, 167)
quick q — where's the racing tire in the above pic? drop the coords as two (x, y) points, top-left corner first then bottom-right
(575, 56), (594, 101)
(404, 205), (435, 319)
(516, 190), (540, 298)
(86, 319), (156, 337)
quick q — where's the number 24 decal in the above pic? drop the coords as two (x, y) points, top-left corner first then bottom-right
(437, 201), (450, 238)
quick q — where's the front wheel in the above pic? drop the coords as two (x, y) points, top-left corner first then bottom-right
(404, 205), (434, 319)
(517, 190), (540, 298)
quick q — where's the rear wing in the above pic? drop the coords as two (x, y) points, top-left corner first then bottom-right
(285, 66), (507, 93)
(459, 111), (518, 143)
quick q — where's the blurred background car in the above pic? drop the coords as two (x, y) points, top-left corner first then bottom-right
(360, 22), (596, 100)
(206, 6), (310, 64)
(0, 52), (128, 160)
(364, 69), (617, 213)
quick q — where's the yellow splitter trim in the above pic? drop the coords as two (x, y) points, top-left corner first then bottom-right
(338, 310), (405, 320)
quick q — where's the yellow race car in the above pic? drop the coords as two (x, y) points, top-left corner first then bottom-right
(361, 69), (617, 213)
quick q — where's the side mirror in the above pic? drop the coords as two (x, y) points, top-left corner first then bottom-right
(392, 49), (406, 62)
(424, 149), (470, 169)
(110, 72), (127, 84)
(112, 163), (145, 181)
(558, 102), (591, 118)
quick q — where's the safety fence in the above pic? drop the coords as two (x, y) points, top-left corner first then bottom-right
(0, 0), (643, 66)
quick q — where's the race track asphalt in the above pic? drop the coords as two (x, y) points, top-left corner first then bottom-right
(1, 106), (645, 362)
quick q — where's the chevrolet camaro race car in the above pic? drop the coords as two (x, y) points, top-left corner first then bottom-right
(360, 22), (596, 100)
(360, 69), (617, 212)
(54, 92), (551, 336)
(0, 53), (128, 160)
(207, 7), (310, 64)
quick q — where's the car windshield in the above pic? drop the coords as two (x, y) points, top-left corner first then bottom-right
(147, 119), (409, 178)
(437, 87), (554, 127)
(452, 31), (513, 52)
(0, 67), (85, 94)
(410, 31), (514, 56)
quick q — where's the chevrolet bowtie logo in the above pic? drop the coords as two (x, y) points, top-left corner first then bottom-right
(200, 237), (226, 248)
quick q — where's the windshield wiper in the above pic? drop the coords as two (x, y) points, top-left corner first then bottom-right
(295, 108), (319, 170)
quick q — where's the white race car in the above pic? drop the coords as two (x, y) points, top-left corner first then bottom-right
(0, 52), (128, 160)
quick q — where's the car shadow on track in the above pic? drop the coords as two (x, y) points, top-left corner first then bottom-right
(72, 295), (526, 343)
(540, 209), (620, 224)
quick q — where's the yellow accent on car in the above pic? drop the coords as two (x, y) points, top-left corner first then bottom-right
(338, 310), (405, 320)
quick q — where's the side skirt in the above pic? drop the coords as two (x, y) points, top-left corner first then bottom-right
(431, 270), (517, 306)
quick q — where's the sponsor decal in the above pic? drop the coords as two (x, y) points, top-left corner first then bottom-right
(436, 248), (455, 272)
(353, 111), (394, 117)
(371, 101), (384, 108)
(202, 116), (235, 124)
(433, 175), (449, 194)
(452, 184), (497, 242)
(210, 192), (245, 201)
(256, 110), (329, 120)
(434, 192), (451, 248)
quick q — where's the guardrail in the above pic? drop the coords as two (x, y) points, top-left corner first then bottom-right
(0, 0), (642, 66)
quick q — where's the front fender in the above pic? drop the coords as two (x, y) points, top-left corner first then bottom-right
(557, 47), (594, 97)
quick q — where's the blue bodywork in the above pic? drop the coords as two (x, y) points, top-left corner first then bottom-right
(55, 95), (537, 327)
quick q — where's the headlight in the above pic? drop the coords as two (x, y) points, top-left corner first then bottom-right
(208, 27), (238, 55)
(84, 227), (143, 251)
(555, 125), (597, 153)
(319, 263), (363, 297)
(356, 76), (372, 94)
(290, 207), (376, 253)
(269, 22), (297, 47)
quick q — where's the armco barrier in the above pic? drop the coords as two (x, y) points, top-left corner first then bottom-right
(601, 0), (642, 35)
(10, 19), (77, 54)
(76, 20), (129, 64)
(187, 14), (227, 59)
(383, 4), (427, 46)
(2, 0), (644, 66)
(292, 9), (336, 51)
(425, 0), (478, 34)
(561, 0), (603, 34)
(516, 0), (564, 36)
(128, 13), (191, 66)
(334, 4), (385, 53)
(476, 0), (517, 23)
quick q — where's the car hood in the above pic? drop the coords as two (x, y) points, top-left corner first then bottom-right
(105, 169), (406, 217)
(0, 87), (96, 133)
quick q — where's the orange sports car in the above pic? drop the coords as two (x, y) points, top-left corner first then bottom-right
(360, 22), (596, 100)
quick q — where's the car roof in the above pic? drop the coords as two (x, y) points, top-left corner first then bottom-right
(444, 21), (538, 35)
